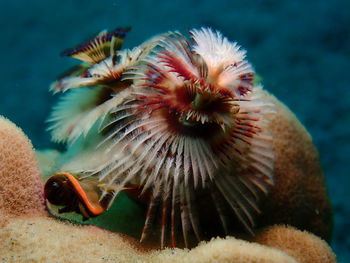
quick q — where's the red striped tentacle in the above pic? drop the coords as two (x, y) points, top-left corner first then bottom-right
(61, 27), (131, 64)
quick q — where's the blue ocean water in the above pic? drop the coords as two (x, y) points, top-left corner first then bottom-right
(1, 0), (349, 261)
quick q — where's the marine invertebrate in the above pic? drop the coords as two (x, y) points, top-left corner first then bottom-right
(51, 27), (131, 93)
(44, 172), (136, 219)
(108, 29), (274, 247)
(44, 172), (108, 218)
(51, 28), (275, 248)
(48, 27), (159, 143)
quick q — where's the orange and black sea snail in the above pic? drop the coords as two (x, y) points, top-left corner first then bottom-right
(44, 173), (108, 220)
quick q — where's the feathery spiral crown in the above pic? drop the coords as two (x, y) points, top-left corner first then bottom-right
(46, 27), (275, 248)
(48, 27), (160, 143)
(88, 28), (275, 247)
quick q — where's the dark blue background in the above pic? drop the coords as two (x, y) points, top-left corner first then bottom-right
(1, 0), (349, 261)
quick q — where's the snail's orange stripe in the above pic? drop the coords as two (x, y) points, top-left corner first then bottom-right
(58, 172), (105, 216)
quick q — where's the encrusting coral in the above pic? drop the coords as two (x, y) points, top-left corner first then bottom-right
(254, 90), (333, 241)
(0, 116), (336, 262)
(254, 225), (337, 263)
(0, 116), (45, 219)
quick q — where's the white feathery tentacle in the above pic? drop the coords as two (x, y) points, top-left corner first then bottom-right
(209, 185), (230, 233)
(191, 28), (246, 69)
(214, 175), (254, 234)
(185, 178), (201, 242)
(48, 87), (130, 143)
(179, 181), (190, 248)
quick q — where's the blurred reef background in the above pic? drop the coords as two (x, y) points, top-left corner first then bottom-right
(1, 0), (349, 261)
